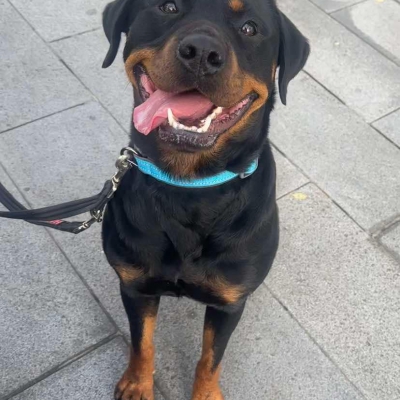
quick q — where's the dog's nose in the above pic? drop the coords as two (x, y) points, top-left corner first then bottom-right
(177, 34), (226, 76)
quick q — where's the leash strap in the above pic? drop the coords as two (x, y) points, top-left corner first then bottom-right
(0, 146), (258, 234)
(0, 148), (137, 234)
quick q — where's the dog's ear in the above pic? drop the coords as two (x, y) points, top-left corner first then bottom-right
(277, 12), (310, 105)
(102, 0), (132, 68)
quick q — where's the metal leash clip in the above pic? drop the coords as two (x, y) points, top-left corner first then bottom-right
(110, 147), (138, 195)
(77, 147), (139, 232)
(78, 209), (104, 232)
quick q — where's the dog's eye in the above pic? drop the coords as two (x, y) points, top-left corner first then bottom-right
(240, 21), (258, 36)
(160, 1), (178, 14)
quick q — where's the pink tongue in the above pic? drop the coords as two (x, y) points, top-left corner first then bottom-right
(133, 89), (214, 135)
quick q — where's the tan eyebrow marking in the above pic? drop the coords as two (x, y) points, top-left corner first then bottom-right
(229, 0), (244, 12)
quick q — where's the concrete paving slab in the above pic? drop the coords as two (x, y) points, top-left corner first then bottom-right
(11, 337), (165, 400)
(0, 0), (90, 133)
(0, 182), (115, 397)
(273, 148), (309, 199)
(372, 108), (400, 148)
(308, 0), (362, 13)
(267, 184), (400, 400)
(277, 0), (400, 122)
(0, 102), (127, 208)
(9, 0), (110, 42)
(153, 290), (364, 400)
(381, 223), (400, 258)
(52, 30), (132, 130)
(333, 0), (400, 65)
(270, 72), (400, 230)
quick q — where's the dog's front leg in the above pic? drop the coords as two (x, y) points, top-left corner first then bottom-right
(115, 289), (160, 400)
(192, 303), (246, 400)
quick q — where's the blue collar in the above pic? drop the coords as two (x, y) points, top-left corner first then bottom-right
(133, 155), (258, 188)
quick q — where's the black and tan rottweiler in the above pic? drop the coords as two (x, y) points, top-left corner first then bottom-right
(101, 0), (309, 398)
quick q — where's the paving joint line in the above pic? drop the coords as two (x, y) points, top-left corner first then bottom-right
(264, 284), (369, 400)
(49, 27), (102, 44)
(370, 214), (400, 238)
(325, 0), (367, 14)
(370, 106), (400, 125)
(375, 238), (400, 268)
(0, 102), (90, 136)
(57, 58), (131, 135)
(276, 181), (311, 201)
(302, 70), (348, 107)
(369, 124), (400, 152)
(46, 228), (123, 333)
(0, 162), (122, 335)
(1, 333), (120, 400)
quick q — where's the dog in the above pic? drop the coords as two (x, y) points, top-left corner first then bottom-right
(101, 0), (309, 399)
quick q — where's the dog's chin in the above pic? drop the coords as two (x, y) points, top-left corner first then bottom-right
(132, 65), (258, 151)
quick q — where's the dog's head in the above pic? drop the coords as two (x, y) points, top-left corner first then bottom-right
(102, 0), (309, 177)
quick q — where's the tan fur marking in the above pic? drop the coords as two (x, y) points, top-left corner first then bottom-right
(115, 265), (144, 284)
(229, 0), (244, 12)
(125, 48), (157, 90)
(192, 327), (224, 400)
(115, 315), (157, 400)
(207, 276), (245, 304)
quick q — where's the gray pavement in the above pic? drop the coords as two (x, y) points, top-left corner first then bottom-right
(0, 0), (399, 399)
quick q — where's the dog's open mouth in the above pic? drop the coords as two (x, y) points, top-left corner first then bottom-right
(133, 66), (257, 148)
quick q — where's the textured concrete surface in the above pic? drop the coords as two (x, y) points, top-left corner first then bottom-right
(308, 0), (362, 13)
(11, 337), (165, 400)
(270, 72), (400, 230)
(332, 0), (400, 65)
(1, 0), (400, 399)
(9, 0), (110, 42)
(52, 30), (132, 130)
(268, 185), (400, 400)
(0, 176), (115, 398)
(278, 0), (400, 122)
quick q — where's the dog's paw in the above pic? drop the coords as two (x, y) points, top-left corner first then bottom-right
(191, 386), (224, 400)
(114, 377), (154, 400)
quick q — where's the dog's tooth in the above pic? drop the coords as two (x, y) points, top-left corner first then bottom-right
(214, 107), (223, 115)
(172, 119), (180, 129)
(202, 114), (213, 132)
(167, 108), (175, 127)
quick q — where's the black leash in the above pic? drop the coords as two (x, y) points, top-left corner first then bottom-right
(0, 147), (138, 234)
